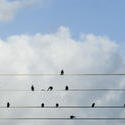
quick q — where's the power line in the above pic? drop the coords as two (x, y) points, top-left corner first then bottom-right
(0, 89), (125, 92)
(0, 73), (124, 76)
(0, 105), (125, 109)
(0, 117), (124, 120)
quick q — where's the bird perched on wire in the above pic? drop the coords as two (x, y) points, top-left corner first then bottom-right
(41, 103), (44, 108)
(65, 86), (69, 90)
(92, 103), (95, 108)
(70, 115), (75, 119)
(31, 85), (34, 91)
(7, 102), (10, 108)
(47, 86), (53, 91)
(56, 103), (59, 108)
(60, 70), (64, 75)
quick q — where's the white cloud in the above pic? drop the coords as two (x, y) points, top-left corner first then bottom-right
(0, 26), (124, 125)
(0, 0), (39, 21)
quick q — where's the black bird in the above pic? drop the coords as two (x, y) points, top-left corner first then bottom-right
(41, 103), (44, 108)
(92, 103), (95, 108)
(47, 86), (53, 91)
(56, 103), (59, 108)
(70, 115), (75, 119)
(65, 86), (69, 90)
(60, 70), (64, 75)
(7, 102), (10, 108)
(31, 85), (34, 91)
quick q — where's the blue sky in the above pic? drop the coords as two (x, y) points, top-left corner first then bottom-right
(0, 0), (125, 43)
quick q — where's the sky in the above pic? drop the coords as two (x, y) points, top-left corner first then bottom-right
(0, 0), (125, 43)
(0, 0), (125, 125)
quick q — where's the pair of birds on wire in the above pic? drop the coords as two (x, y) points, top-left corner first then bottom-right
(46, 85), (69, 91)
(41, 103), (59, 108)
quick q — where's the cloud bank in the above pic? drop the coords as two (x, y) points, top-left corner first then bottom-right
(0, 0), (39, 21)
(0, 26), (125, 125)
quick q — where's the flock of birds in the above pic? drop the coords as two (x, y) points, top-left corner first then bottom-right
(4, 70), (97, 119)
(3, 69), (125, 120)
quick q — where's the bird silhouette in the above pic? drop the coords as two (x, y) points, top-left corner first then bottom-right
(47, 86), (53, 91)
(65, 86), (69, 90)
(41, 103), (44, 108)
(92, 103), (95, 108)
(56, 103), (59, 108)
(31, 85), (34, 91)
(70, 115), (75, 119)
(60, 70), (64, 75)
(7, 102), (10, 108)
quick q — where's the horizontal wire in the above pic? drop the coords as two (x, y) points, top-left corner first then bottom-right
(0, 89), (125, 92)
(0, 106), (125, 109)
(0, 117), (124, 120)
(0, 73), (124, 76)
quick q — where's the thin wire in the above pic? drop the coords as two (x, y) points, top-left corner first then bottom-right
(0, 105), (125, 109)
(0, 117), (124, 120)
(0, 89), (125, 92)
(0, 73), (124, 76)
